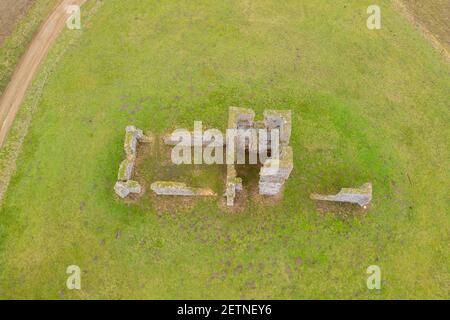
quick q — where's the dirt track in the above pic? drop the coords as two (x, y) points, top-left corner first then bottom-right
(394, 0), (449, 63)
(0, 0), (86, 147)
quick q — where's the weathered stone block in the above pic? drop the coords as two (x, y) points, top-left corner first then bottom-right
(124, 125), (144, 156)
(114, 180), (142, 198)
(235, 128), (258, 155)
(310, 183), (372, 207)
(228, 107), (255, 129)
(150, 181), (216, 196)
(259, 181), (284, 195)
(124, 131), (138, 156)
(225, 165), (243, 206)
(126, 125), (144, 139)
(226, 182), (236, 206)
(260, 146), (293, 179)
(264, 110), (291, 145)
(259, 174), (286, 183)
(117, 158), (135, 181)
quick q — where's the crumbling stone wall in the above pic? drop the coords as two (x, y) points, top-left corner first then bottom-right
(150, 181), (216, 196)
(225, 107), (293, 205)
(225, 107), (254, 206)
(114, 126), (148, 198)
(258, 110), (293, 196)
(259, 146), (293, 195)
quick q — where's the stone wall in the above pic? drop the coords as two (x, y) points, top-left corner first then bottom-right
(114, 126), (148, 199)
(259, 146), (293, 195)
(223, 107), (293, 205)
(225, 107), (254, 206)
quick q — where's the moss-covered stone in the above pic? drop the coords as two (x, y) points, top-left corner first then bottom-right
(117, 158), (135, 181)
(228, 106), (255, 129)
(225, 164), (242, 206)
(260, 146), (293, 179)
(150, 181), (216, 196)
(114, 180), (142, 198)
(259, 146), (293, 196)
(124, 125), (145, 156)
(124, 131), (136, 156)
(259, 181), (284, 195)
(264, 109), (292, 145)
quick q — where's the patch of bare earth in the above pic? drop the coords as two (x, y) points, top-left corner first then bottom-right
(0, 0), (36, 46)
(314, 201), (370, 219)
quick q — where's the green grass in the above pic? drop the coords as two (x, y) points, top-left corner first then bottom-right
(0, 0), (449, 299)
(0, 0), (59, 97)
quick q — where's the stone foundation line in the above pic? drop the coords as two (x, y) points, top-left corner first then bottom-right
(114, 126), (150, 198)
(150, 181), (216, 196)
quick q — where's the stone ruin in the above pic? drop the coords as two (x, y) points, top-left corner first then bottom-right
(310, 183), (372, 208)
(114, 126), (150, 198)
(225, 107), (293, 206)
(114, 108), (372, 210)
(150, 181), (216, 196)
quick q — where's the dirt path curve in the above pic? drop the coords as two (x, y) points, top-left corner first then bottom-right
(393, 0), (449, 63)
(0, 0), (86, 147)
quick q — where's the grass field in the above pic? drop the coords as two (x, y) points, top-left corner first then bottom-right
(0, 0), (448, 299)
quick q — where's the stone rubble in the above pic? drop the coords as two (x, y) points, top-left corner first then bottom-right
(114, 180), (142, 198)
(223, 107), (294, 205)
(310, 183), (373, 208)
(124, 125), (143, 156)
(225, 107), (255, 206)
(259, 146), (293, 195)
(117, 158), (135, 181)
